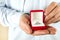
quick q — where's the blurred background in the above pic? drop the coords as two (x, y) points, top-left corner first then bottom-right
(0, 24), (8, 40)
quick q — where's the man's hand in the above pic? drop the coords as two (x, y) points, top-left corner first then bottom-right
(47, 26), (56, 34)
(19, 14), (32, 34)
(45, 2), (60, 24)
(19, 14), (56, 36)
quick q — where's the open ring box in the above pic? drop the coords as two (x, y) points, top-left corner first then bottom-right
(30, 10), (46, 31)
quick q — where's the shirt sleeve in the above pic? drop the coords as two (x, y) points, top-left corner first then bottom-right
(0, 0), (24, 27)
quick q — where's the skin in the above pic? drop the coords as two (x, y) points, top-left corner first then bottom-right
(19, 2), (60, 36)
(45, 2), (60, 24)
(19, 14), (56, 36)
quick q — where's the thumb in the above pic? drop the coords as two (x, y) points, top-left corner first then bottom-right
(20, 20), (32, 34)
(25, 23), (32, 34)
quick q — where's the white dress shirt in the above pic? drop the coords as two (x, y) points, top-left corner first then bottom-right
(0, 0), (60, 40)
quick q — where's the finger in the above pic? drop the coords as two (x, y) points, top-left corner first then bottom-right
(47, 27), (56, 34)
(52, 11), (60, 23)
(47, 11), (60, 24)
(20, 21), (32, 34)
(32, 30), (49, 36)
(24, 23), (32, 34)
(22, 14), (30, 21)
(45, 6), (60, 22)
(20, 15), (32, 34)
(45, 2), (57, 16)
(24, 14), (30, 20)
(53, 16), (60, 23)
(20, 14), (30, 24)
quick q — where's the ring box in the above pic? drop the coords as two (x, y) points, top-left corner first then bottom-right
(30, 10), (46, 30)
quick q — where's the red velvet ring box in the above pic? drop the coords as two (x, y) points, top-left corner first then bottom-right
(30, 10), (46, 31)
